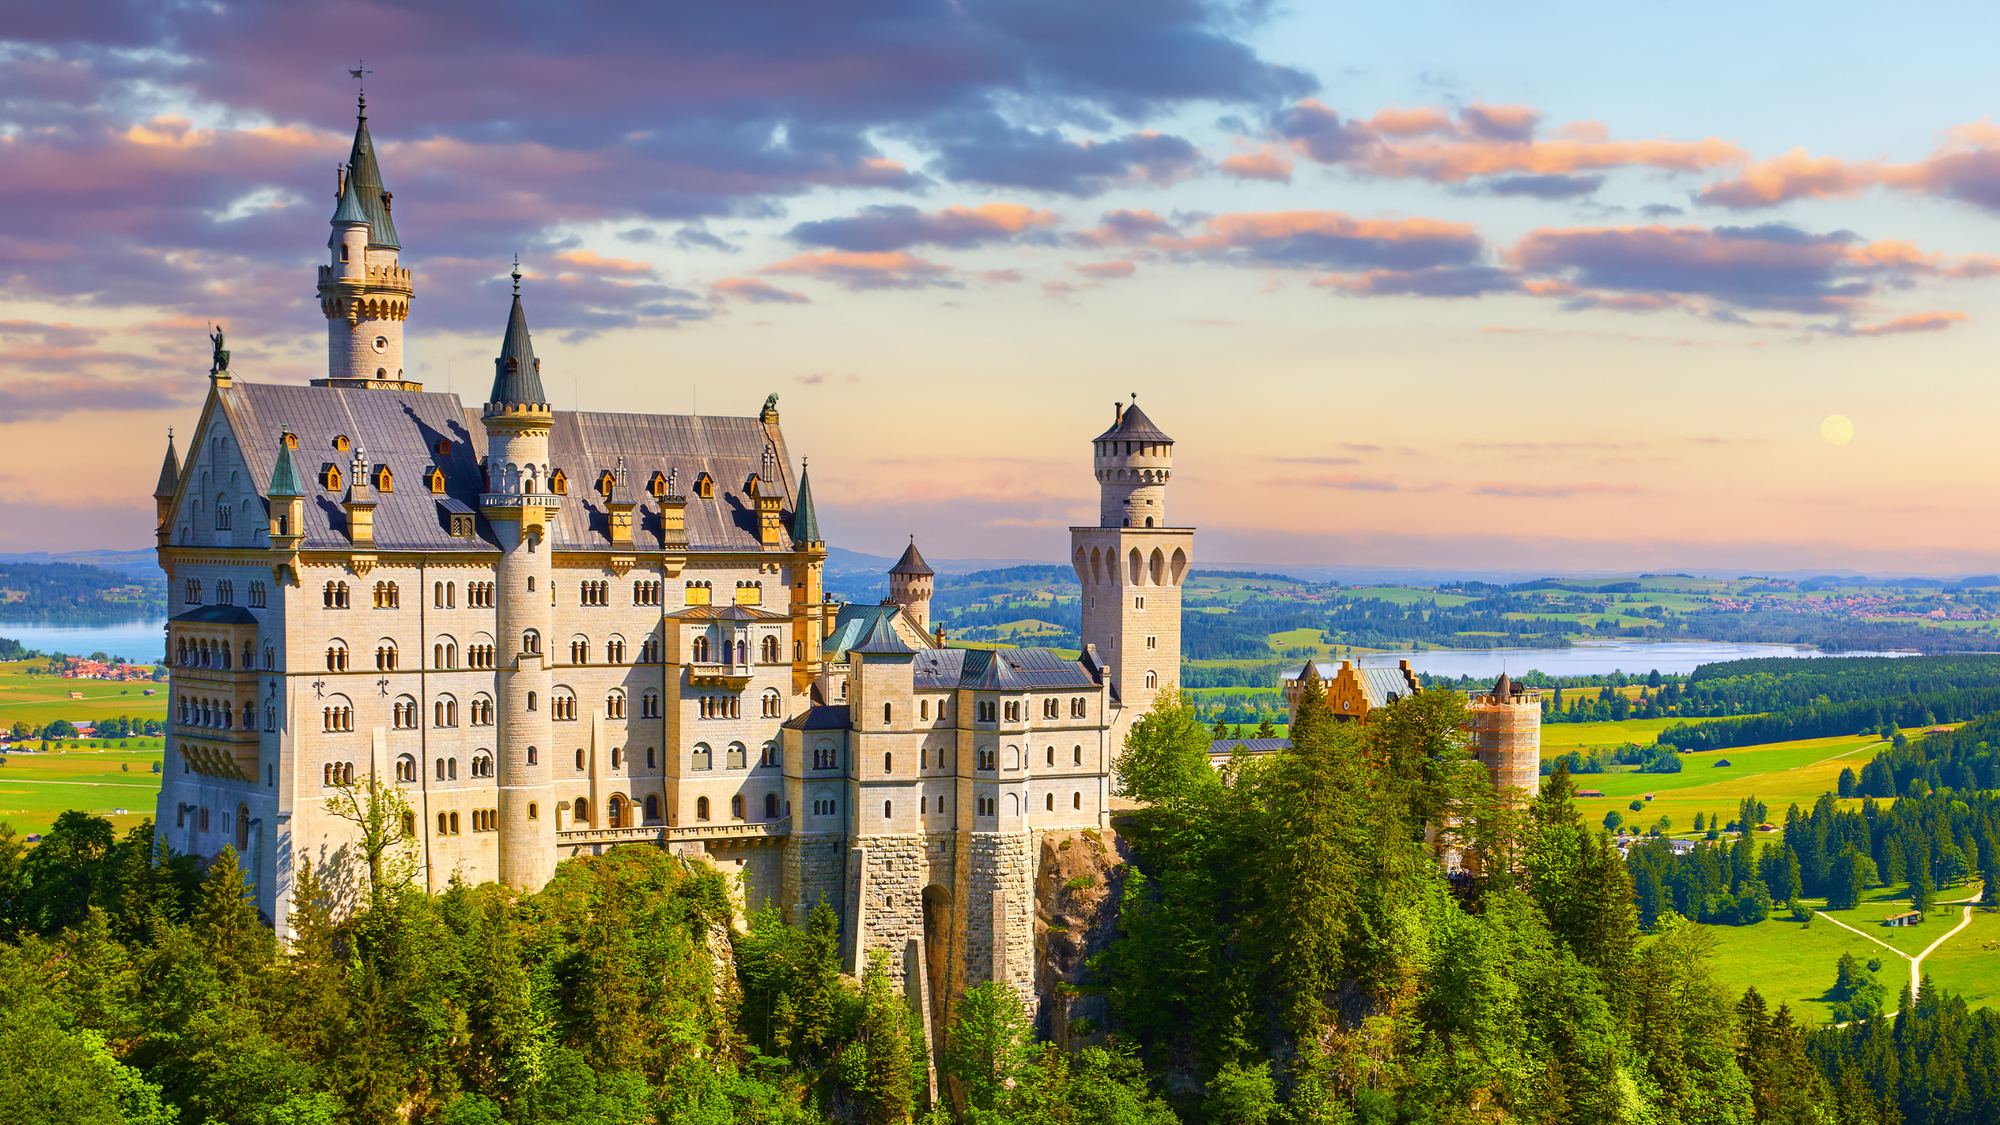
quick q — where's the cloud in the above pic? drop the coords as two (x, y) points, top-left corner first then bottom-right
(980, 269), (1024, 283)
(1072, 260), (1136, 279)
(1311, 266), (1517, 297)
(1219, 145), (1294, 183)
(552, 249), (655, 276)
(713, 277), (811, 304)
(930, 126), (1203, 195)
(1485, 173), (1605, 198)
(1698, 122), (2000, 213)
(671, 226), (738, 253)
(0, 373), (193, 421)
(1840, 312), (1969, 337)
(1160, 210), (1489, 271)
(1507, 222), (1999, 316)
(760, 250), (955, 292)
(1273, 98), (1745, 188)
(1068, 209), (1179, 247)
(788, 203), (1059, 251)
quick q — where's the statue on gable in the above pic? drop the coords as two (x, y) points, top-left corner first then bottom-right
(762, 392), (779, 417)
(209, 326), (230, 374)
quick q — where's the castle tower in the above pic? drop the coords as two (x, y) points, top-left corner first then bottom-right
(152, 430), (179, 546)
(482, 268), (561, 891)
(887, 537), (935, 631)
(1465, 672), (1541, 800)
(316, 94), (417, 390)
(1072, 398), (1192, 745)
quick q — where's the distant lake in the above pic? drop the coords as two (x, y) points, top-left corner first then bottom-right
(1355, 640), (1918, 680)
(1, 620), (165, 663)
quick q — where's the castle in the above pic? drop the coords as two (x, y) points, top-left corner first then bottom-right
(150, 97), (1189, 1023)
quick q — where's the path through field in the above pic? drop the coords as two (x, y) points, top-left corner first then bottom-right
(1816, 888), (1982, 1024)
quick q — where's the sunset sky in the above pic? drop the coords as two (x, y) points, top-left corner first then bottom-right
(6, 1), (2000, 574)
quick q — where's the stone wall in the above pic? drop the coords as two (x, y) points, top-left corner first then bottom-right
(783, 832), (847, 928)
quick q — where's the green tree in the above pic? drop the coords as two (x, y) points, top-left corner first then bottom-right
(942, 982), (1032, 1117)
(857, 952), (916, 1125)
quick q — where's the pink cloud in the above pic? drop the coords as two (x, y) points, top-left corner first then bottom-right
(1219, 145), (1294, 183)
(1699, 120), (2000, 213)
(1845, 312), (1969, 336)
(1072, 260), (1136, 279)
(1068, 209), (1177, 247)
(713, 277), (811, 304)
(759, 249), (954, 291)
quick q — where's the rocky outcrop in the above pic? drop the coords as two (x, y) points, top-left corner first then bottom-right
(1032, 826), (1131, 1049)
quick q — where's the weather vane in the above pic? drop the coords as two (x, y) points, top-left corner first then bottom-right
(348, 60), (371, 100)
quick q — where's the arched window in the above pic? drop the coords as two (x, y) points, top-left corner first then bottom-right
(611, 747), (622, 769)
(883, 752), (893, 773)
(731, 795), (745, 820)
(396, 754), (416, 782)
(522, 630), (540, 654)
(645, 794), (660, 823)
(1074, 791), (1082, 809)
(606, 690), (625, 719)
(527, 746), (538, 765)
(760, 635), (780, 663)
(1074, 745), (1083, 765)
(735, 639), (747, 665)
(813, 741), (836, 771)
(1047, 746), (1055, 766)
(528, 802), (538, 820)
(696, 796), (711, 821)
(471, 694), (494, 725)
(1046, 792), (1054, 811)
(692, 743), (712, 771)
(727, 742), (746, 769)
(576, 748), (586, 770)
(607, 796), (623, 828)
(574, 798), (589, 825)
(765, 792), (780, 819)
(883, 702), (892, 724)
(761, 742), (781, 768)
(647, 747), (657, 768)
(1144, 669), (1158, 689)
(692, 635), (711, 663)
(326, 642), (348, 671)
(472, 753), (493, 778)
(644, 691), (661, 718)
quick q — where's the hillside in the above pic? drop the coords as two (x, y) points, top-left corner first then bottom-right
(0, 561), (166, 624)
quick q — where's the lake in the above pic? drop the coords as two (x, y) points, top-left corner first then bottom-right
(1, 620), (166, 663)
(1354, 640), (1915, 680)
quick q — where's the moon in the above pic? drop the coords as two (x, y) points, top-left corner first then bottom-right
(1822, 414), (1854, 446)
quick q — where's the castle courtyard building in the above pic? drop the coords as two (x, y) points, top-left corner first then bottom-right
(151, 97), (1192, 1026)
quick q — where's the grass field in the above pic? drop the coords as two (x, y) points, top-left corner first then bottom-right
(0, 745), (164, 837)
(0, 659), (167, 729)
(1916, 908), (2000, 1008)
(1701, 913), (1889, 1024)
(1572, 733), (1883, 831)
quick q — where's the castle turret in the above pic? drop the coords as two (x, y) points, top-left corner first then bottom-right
(481, 267), (560, 891)
(1073, 396), (1192, 743)
(153, 430), (179, 543)
(342, 447), (376, 547)
(315, 93), (417, 390)
(267, 433), (304, 544)
(1466, 674), (1540, 800)
(887, 537), (935, 630)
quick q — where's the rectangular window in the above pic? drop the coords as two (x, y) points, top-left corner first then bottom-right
(1133, 596), (1144, 610)
(1146, 636), (1157, 649)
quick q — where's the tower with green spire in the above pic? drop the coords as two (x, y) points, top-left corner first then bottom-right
(315, 91), (417, 389)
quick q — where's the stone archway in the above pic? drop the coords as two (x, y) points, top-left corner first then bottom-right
(921, 884), (954, 1061)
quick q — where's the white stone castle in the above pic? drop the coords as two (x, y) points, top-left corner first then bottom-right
(151, 97), (1191, 1013)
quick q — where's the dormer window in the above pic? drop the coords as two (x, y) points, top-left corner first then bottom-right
(550, 469), (568, 496)
(450, 514), (474, 538)
(372, 465), (393, 492)
(648, 471), (669, 500)
(694, 473), (714, 500)
(320, 464), (342, 491)
(427, 467), (445, 494)
(506, 357), (519, 373)
(333, 435), (350, 451)
(283, 431), (298, 449)
(597, 471), (616, 500)
(434, 439), (451, 456)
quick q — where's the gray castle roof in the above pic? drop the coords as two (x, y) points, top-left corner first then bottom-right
(213, 380), (798, 554)
(849, 613), (916, 656)
(1208, 738), (1293, 756)
(1095, 400), (1173, 443)
(791, 465), (821, 545)
(890, 538), (934, 576)
(913, 646), (1100, 691)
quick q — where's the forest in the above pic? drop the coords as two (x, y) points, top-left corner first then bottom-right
(6, 687), (2000, 1123)
(0, 562), (165, 625)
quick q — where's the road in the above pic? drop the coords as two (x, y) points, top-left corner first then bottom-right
(1814, 887), (1982, 1018)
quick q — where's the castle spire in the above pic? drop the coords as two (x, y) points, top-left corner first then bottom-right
(153, 429), (179, 501)
(344, 95), (399, 250)
(488, 265), (546, 406)
(267, 432), (303, 498)
(791, 460), (822, 546)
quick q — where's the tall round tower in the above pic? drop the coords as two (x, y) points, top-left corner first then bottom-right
(1094, 395), (1173, 528)
(887, 537), (935, 631)
(1465, 672), (1542, 800)
(316, 93), (416, 389)
(482, 267), (561, 891)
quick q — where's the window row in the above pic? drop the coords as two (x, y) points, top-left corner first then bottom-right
(688, 792), (783, 823)
(175, 636), (256, 669)
(578, 580), (610, 606)
(689, 742), (781, 771)
(178, 696), (254, 730)
(179, 578), (269, 607)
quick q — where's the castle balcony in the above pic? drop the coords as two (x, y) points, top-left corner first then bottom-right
(479, 491), (563, 512)
(316, 264), (414, 291)
(687, 662), (754, 689)
(556, 817), (790, 848)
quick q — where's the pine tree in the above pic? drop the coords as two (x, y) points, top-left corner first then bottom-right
(192, 846), (273, 985)
(859, 952), (914, 1125)
(1259, 675), (1360, 1039)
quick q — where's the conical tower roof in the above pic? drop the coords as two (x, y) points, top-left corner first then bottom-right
(1094, 398), (1174, 442)
(791, 463), (822, 545)
(890, 537), (934, 576)
(488, 268), (546, 406)
(268, 436), (303, 498)
(153, 432), (179, 499)
(330, 167), (369, 227)
(345, 95), (400, 249)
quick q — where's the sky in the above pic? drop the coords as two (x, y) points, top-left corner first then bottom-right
(6, 1), (2000, 574)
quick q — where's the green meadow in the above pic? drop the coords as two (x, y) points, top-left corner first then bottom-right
(1699, 912), (1890, 1024)
(0, 658), (167, 730)
(0, 746), (164, 837)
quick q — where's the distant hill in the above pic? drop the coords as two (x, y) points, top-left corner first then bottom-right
(0, 550), (160, 581)
(0, 561), (166, 624)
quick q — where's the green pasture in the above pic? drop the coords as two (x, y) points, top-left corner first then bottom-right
(1917, 909), (2000, 1009)
(1540, 717), (1688, 751)
(1572, 733), (1883, 830)
(0, 746), (164, 837)
(0, 659), (167, 729)
(1699, 914), (1888, 1024)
